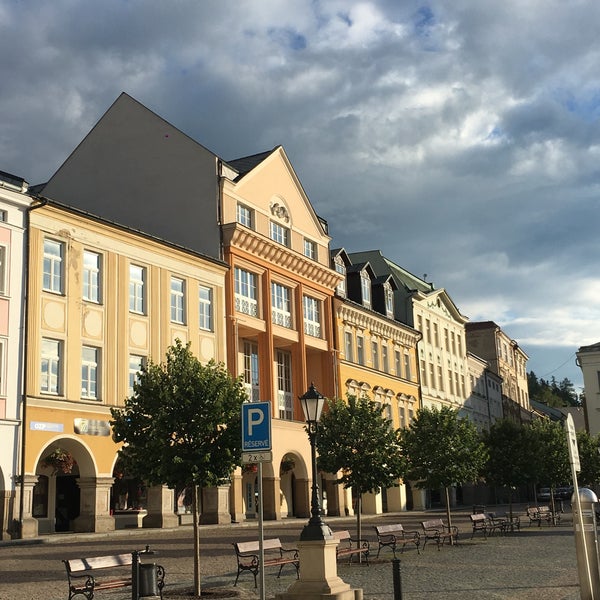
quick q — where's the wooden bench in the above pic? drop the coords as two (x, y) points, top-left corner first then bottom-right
(333, 530), (370, 564)
(469, 513), (489, 539)
(527, 506), (560, 527)
(373, 524), (420, 557)
(63, 548), (165, 600)
(421, 518), (459, 551)
(232, 538), (299, 587)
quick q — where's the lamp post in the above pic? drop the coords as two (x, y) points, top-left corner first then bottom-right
(299, 383), (332, 541)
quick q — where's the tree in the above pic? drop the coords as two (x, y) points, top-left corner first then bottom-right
(316, 395), (405, 548)
(529, 419), (570, 520)
(483, 419), (534, 518)
(400, 406), (487, 531)
(576, 430), (600, 488)
(110, 340), (247, 597)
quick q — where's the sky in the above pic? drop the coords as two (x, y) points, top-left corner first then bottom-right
(1, 0), (598, 394)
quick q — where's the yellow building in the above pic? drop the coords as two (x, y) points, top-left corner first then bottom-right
(20, 200), (227, 536)
(331, 249), (421, 514)
(221, 147), (342, 521)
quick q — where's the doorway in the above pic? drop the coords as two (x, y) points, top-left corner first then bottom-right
(55, 475), (80, 532)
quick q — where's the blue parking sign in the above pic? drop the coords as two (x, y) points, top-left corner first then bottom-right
(242, 402), (272, 452)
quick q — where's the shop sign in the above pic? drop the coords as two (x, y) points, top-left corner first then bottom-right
(74, 418), (111, 436)
(30, 421), (64, 432)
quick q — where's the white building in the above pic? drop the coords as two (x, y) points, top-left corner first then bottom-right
(0, 170), (30, 539)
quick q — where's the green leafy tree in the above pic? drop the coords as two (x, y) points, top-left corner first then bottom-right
(483, 419), (534, 518)
(316, 395), (405, 547)
(529, 419), (570, 520)
(110, 340), (246, 597)
(400, 406), (487, 531)
(576, 430), (600, 487)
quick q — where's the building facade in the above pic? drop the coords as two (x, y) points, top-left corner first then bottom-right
(331, 249), (421, 514)
(0, 171), (30, 539)
(576, 342), (600, 435)
(465, 321), (531, 422)
(349, 250), (470, 412)
(19, 200), (228, 536)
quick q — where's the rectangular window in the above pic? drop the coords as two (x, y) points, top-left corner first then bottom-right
(372, 341), (379, 371)
(448, 369), (454, 395)
(83, 250), (101, 303)
(438, 366), (444, 392)
(128, 354), (145, 395)
(382, 345), (389, 373)
(429, 363), (436, 388)
(270, 221), (289, 246)
(129, 264), (146, 313)
(276, 350), (293, 420)
(357, 335), (364, 365)
(360, 272), (371, 307)
(199, 286), (213, 331)
(399, 406), (406, 429)
(170, 277), (185, 323)
(395, 350), (402, 377)
(237, 204), (253, 228)
(271, 282), (291, 328)
(81, 346), (99, 399)
(345, 332), (354, 362)
(0, 246), (6, 295)
(243, 341), (260, 402)
(303, 296), (321, 337)
(234, 267), (258, 317)
(385, 285), (394, 317)
(43, 239), (64, 293)
(303, 238), (316, 260)
(426, 319), (431, 344)
(41, 338), (60, 394)
(433, 323), (439, 347)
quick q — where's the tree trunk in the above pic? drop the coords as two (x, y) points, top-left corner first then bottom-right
(192, 485), (201, 597)
(356, 493), (362, 564)
(444, 486), (453, 544)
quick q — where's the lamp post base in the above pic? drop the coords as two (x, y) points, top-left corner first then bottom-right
(275, 539), (362, 600)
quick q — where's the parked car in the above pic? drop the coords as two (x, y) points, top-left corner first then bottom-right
(537, 486), (573, 502)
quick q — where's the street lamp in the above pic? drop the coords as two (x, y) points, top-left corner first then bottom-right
(299, 383), (332, 541)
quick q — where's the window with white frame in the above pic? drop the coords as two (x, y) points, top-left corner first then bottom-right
(270, 221), (290, 246)
(0, 246), (6, 295)
(395, 350), (402, 377)
(234, 267), (258, 317)
(276, 350), (293, 420)
(41, 338), (61, 394)
(382, 345), (389, 373)
(357, 335), (364, 365)
(170, 277), (185, 323)
(129, 264), (146, 314)
(243, 341), (260, 402)
(83, 250), (101, 303)
(404, 351), (412, 381)
(271, 282), (291, 328)
(81, 346), (99, 399)
(303, 238), (316, 260)
(128, 354), (146, 395)
(303, 295), (320, 337)
(199, 285), (213, 331)
(399, 405), (406, 429)
(360, 270), (371, 307)
(237, 203), (253, 228)
(334, 256), (346, 296)
(43, 239), (64, 294)
(0, 339), (4, 394)
(384, 283), (394, 317)
(345, 332), (354, 362)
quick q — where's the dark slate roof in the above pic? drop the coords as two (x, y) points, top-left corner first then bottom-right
(226, 148), (278, 178)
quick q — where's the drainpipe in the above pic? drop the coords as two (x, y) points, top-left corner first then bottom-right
(17, 195), (47, 538)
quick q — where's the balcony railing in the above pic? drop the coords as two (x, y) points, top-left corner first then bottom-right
(304, 320), (321, 338)
(272, 307), (291, 328)
(278, 390), (293, 420)
(243, 382), (261, 403)
(235, 294), (258, 318)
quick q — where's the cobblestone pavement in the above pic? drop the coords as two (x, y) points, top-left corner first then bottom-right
(0, 506), (583, 600)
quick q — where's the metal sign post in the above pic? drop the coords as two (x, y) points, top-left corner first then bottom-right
(241, 402), (272, 600)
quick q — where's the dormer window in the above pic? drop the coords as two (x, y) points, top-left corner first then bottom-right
(360, 270), (371, 308)
(335, 256), (346, 296)
(384, 282), (394, 318)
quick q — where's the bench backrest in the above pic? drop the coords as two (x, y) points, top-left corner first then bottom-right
(470, 513), (487, 524)
(375, 524), (405, 535)
(332, 530), (351, 542)
(421, 519), (444, 530)
(235, 538), (282, 554)
(65, 553), (133, 573)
